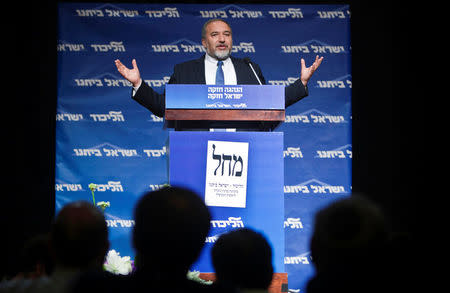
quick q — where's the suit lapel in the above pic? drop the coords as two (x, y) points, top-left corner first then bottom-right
(195, 55), (206, 84)
(231, 56), (246, 84)
(231, 56), (256, 84)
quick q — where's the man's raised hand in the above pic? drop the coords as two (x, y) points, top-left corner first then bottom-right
(114, 59), (141, 87)
(300, 55), (324, 86)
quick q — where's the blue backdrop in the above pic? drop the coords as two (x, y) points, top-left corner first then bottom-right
(56, 2), (351, 291)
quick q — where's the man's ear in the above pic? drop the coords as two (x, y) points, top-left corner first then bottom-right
(201, 38), (206, 48)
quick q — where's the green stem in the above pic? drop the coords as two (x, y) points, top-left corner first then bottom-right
(91, 190), (96, 206)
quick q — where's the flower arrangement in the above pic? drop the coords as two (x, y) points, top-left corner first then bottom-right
(103, 250), (133, 275)
(89, 183), (128, 274)
(187, 270), (213, 285)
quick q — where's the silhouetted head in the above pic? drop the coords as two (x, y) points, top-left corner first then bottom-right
(212, 228), (273, 290)
(310, 195), (389, 273)
(51, 201), (109, 270)
(18, 233), (53, 278)
(133, 186), (211, 275)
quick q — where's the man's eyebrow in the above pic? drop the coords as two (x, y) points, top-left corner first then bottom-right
(210, 30), (231, 34)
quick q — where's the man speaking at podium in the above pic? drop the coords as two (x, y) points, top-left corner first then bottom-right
(114, 18), (323, 118)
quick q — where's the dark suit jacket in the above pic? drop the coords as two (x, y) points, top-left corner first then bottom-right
(132, 55), (308, 117)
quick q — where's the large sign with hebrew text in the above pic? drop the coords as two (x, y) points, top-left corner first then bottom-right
(166, 84), (284, 109)
(56, 3), (351, 291)
(205, 140), (249, 208)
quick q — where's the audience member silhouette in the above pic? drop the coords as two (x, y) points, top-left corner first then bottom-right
(211, 228), (274, 293)
(51, 201), (109, 272)
(72, 186), (213, 293)
(0, 200), (109, 293)
(306, 196), (390, 293)
(12, 233), (53, 280)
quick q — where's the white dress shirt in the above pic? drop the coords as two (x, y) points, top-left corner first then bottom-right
(204, 54), (237, 85)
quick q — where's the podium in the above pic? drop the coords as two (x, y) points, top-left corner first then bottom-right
(165, 84), (285, 131)
(166, 84), (287, 292)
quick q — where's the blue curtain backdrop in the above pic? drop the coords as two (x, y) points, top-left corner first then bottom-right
(56, 3), (351, 291)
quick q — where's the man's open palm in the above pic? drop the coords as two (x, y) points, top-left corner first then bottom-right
(300, 55), (324, 86)
(115, 59), (141, 87)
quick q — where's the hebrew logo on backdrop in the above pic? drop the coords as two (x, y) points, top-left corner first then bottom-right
(205, 141), (249, 208)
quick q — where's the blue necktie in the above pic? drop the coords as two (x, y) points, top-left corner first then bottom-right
(215, 61), (224, 85)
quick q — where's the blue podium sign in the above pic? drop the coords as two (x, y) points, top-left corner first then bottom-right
(169, 131), (285, 273)
(166, 84), (284, 109)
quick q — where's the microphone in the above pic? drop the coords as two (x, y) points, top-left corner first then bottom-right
(243, 57), (262, 85)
